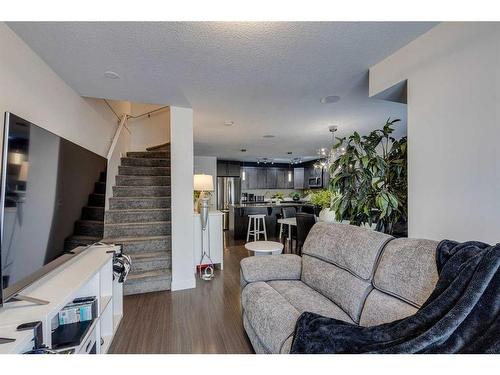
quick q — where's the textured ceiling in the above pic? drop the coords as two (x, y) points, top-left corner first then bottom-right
(8, 22), (436, 162)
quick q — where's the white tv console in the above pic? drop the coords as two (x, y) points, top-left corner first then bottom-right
(0, 244), (123, 354)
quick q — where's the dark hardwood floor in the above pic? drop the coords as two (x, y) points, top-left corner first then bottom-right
(109, 231), (258, 354)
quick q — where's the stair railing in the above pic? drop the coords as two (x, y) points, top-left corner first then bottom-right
(107, 114), (129, 160)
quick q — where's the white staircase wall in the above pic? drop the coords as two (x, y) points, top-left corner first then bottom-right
(128, 103), (170, 151)
(0, 22), (117, 158)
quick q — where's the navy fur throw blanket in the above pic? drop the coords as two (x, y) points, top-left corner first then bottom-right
(290, 240), (500, 354)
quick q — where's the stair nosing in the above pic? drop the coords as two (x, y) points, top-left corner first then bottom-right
(102, 235), (171, 242)
(113, 185), (169, 188)
(122, 157), (169, 160)
(119, 166), (170, 168)
(106, 208), (171, 213)
(131, 251), (170, 260)
(109, 196), (170, 200)
(105, 220), (170, 227)
(127, 269), (171, 281)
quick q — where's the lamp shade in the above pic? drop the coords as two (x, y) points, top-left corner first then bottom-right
(18, 161), (29, 182)
(193, 174), (214, 191)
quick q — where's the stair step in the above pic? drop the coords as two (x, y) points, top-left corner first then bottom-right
(146, 143), (170, 151)
(104, 221), (171, 238)
(109, 197), (170, 209)
(124, 269), (172, 295)
(121, 157), (169, 167)
(64, 235), (101, 251)
(126, 151), (169, 159)
(88, 193), (105, 207)
(94, 181), (106, 194)
(102, 235), (171, 254)
(82, 206), (105, 221)
(75, 220), (104, 237)
(130, 251), (171, 272)
(112, 186), (170, 197)
(105, 208), (171, 224)
(118, 166), (170, 176)
(116, 175), (170, 186)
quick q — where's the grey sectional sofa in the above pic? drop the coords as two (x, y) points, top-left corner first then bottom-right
(240, 222), (439, 354)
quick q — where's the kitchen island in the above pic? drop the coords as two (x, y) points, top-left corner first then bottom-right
(229, 202), (316, 240)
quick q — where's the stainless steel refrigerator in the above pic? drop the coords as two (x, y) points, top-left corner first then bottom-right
(217, 177), (241, 230)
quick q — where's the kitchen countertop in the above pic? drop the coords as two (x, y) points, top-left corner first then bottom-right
(232, 201), (312, 208)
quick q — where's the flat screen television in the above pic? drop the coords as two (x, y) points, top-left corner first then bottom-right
(0, 113), (107, 306)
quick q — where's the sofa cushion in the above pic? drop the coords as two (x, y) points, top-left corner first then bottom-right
(373, 238), (439, 307)
(240, 254), (302, 286)
(359, 289), (418, 327)
(301, 255), (372, 322)
(280, 336), (293, 354)
(241, 281), (300, 353)
(243, 313), (270, 354)
(302, 222), (393, 280)
(267, 280), (354, 324)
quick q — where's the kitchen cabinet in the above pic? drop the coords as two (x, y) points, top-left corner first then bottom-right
(241, 167), (250, 190)
(256, 168), (267, 189)
(241, 166), (294, 190)
(266, 168), (278, 189)
(294, 168), (305, 189)
(217, 160), (241, 177)
(247, 167), (259, 189)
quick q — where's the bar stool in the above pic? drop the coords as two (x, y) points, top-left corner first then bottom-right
(247, 214), (267, 242)
(279, 207), (296, 242)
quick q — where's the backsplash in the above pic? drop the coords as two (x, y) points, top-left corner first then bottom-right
(241, 189), (303, 200)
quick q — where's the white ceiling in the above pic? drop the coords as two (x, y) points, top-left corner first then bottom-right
(8, 22), (436, 162)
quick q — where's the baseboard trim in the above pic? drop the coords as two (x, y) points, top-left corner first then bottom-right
(171, 275), (196, 291)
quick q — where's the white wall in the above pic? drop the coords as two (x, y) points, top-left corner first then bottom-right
(128, 103), (170, 151)
(370, 23), (500, 244)
(0, 23), (118, 157)
(194, 156), (217, 209)
(170, 106), (195, 291)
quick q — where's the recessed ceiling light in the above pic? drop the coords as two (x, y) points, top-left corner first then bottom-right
(104, 71), (120, 79)
(263, 134), (275, 138)
(320, 95), (340, 104)
(224, 121), (234, 126)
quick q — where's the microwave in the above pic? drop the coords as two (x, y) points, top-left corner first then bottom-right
(308, 176), (322, 188)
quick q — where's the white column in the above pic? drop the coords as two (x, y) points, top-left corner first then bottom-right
(170, 106), (196, 291)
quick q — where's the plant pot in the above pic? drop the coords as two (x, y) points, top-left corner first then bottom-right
(319, 207), (337, 223)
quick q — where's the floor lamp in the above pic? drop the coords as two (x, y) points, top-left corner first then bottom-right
(194, 174), (215, 281)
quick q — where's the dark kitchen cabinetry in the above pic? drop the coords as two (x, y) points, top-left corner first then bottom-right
(266, 168), (277, 189)
(241, 166), (294, 190)
(256, 168), (267, 189)
(217, 160), (241, 177)
(242, 167), (259, 189)
(293, 168), (305, 189)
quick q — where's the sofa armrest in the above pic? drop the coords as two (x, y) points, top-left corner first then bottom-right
(240, 254), (302, 289)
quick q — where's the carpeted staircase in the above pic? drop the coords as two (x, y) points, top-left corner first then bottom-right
(64, 171), (107, 251)
(103, 144), (172, 295)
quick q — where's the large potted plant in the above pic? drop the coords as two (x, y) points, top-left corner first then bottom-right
(329, 118), (407, 235)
